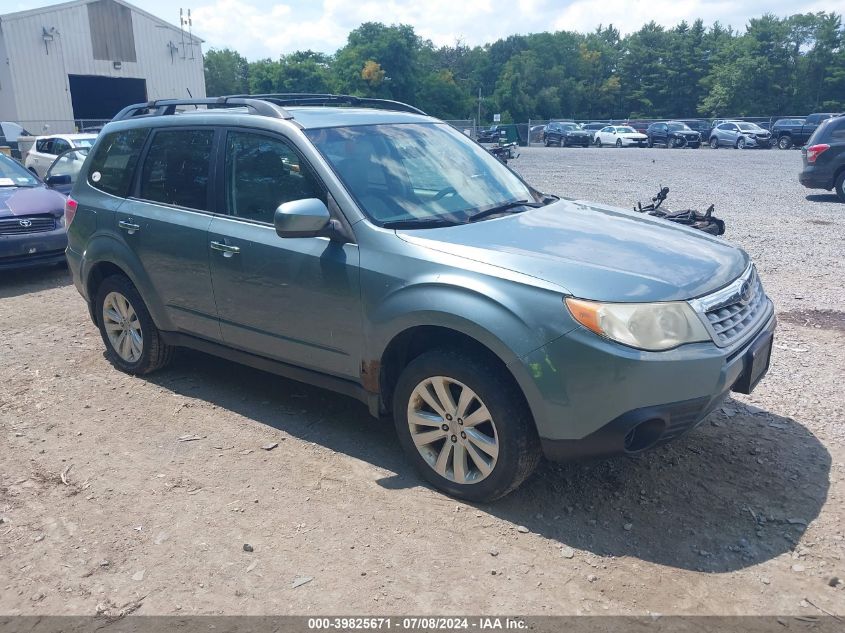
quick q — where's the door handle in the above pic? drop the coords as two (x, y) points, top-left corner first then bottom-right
(118, 220), (140, 235)
(210, 241), (240, 257)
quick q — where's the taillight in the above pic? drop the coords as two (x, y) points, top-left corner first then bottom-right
(806, 144), (830, 163)
(65, 196), (78, 226)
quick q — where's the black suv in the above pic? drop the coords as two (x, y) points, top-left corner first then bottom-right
(646, 121), (702, 148)
(542, 122), (591, 147)
(799, 115), (845, 201)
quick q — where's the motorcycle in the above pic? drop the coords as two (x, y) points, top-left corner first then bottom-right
(634, 186), (725, 236)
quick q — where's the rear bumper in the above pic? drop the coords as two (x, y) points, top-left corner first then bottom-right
(516, 308), (776, 461)
(799, 165), (833, 190)
(0, 228), (67, 269)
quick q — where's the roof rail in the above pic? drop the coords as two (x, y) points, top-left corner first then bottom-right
(112, 97), (293, 122)
(226, 93), (427, 115)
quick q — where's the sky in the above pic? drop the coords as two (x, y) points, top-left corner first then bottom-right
(5, 0), (834, 60)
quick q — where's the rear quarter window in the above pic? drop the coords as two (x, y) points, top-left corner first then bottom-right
(87, 128), (149, 197)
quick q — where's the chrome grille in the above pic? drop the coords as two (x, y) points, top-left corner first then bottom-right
(699, 267), (768, 346)
(0, 216), (57, 235)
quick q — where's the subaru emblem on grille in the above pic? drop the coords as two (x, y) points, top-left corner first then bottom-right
(19, 219), (32, 227)
(739, 280), (752, 305)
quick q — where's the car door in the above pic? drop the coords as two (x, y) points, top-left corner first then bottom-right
(208, 128), (361, 379)
(657, 123), (668, 145)
(116, 127), (221, 340)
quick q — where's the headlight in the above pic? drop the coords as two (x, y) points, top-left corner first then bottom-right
(565, 298), (710, 351)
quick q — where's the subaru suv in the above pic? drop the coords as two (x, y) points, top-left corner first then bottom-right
(65, 95), (776, 501)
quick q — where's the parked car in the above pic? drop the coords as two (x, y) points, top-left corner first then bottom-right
(579, 122), (607, 142)
(44, 147), (90, 195)
(594, 125), (648, 147)
(25, 133), (97, 178)
(1, 121), (32, 160)
(799, 115), (845, 201)
(0, 152), (69, 269)
(66, 95), (775, 501)
(477, 124), (524, 146)
(646, 121), (702, 148)
(542, 122), (591, 147)
(772, 114), (840, 149)
(679, 119), (712, 138)
(709, 121), (772, 149)
(626, 120), (651, 134)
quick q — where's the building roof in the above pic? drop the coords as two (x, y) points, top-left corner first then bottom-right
(0, 0), (203, 43)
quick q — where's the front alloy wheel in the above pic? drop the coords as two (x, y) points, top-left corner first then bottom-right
(393, 349), (540, 501)
(737, 137), (747, 149)
(407, 377), (499, 484)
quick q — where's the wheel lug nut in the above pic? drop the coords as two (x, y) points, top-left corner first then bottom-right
(457, 418), (463, 425)
(441, 424), (449, 431)
(450, 435), (457, 443)
(460, 431), (466, 439)
(445, 414), (452, 421)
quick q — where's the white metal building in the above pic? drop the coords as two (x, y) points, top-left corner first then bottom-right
(0, 0), (206, 133)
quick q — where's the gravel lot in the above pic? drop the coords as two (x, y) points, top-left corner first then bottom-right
(1, 146), (844, 618)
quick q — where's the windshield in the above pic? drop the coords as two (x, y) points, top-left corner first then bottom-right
(306, 123), (540, 227)
(559, 123), (578, 130)
(73, 138), (96, 148)
(0, 154), (39, 187)
(616, 127), (636, 133)
(668, 123), (692, 131)
(737, 123), (763, 131)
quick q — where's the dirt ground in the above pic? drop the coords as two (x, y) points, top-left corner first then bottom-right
(1, 147), (844, 617)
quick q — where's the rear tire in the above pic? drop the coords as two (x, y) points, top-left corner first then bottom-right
(778, 136), (793, 150)
(647, 137), (653, 148)
(392, 349), (541, 502)
(710, 137), (719, 149)
(596, 138), (602, 147)
(835, 171), (845, 203)
(95, 275), (173, 375)
(615, 139), (622, 148)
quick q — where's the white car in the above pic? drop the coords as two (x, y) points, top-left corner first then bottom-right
(25, 133), (97, 178)
(594, 126), (648, 148)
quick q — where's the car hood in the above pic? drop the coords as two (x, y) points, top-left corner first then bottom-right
(565, 130), (590, 135)
(0, 185), (66, 218)
(396, 199), (748, 302)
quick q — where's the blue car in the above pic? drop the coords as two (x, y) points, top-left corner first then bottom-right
(0, 151), (77, 270)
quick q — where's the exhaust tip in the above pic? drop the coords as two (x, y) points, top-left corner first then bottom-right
(623, 418), (666, 453)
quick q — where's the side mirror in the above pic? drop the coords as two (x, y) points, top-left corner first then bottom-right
(45, 174), (72, 187)
(274, 198), (331, 239)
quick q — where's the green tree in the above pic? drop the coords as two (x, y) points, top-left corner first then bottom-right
(203, 48), (249, 96)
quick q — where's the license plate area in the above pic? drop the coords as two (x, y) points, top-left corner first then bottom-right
(732, 331), (773, 394)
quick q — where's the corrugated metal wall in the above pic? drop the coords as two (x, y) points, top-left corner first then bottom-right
(88, 0), (137, 62)
(0, 0), (206, 132)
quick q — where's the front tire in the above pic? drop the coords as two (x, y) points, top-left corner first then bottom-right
(778, 136), (793, 150)
(737, 138), (746, 149)
(392, 349), (541, 502)
(595, 138), (602, 147)
(710, 137), (719, 149)
(95, 275), (173, 375)
(615, 139), (622, 148)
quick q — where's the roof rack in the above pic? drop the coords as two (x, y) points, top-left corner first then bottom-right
(112, 97), (293, 122)
(225, 93), (427, 115)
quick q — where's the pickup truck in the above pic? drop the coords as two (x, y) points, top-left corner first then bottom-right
(771, 113), (841, 149)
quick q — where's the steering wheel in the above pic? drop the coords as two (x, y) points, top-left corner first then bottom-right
(432, 186), (458, 201)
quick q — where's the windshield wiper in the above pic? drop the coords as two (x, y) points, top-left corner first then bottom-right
(466, 199), (543, 223)
(382, 217), (462, 229)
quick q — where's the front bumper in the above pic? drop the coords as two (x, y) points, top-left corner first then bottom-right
(0, 227), (68, 270)
(622, 137), (647, 146)
(517, 308), (776, 461)
(564, 135), (591, 145)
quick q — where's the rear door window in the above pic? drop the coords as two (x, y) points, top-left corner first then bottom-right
(138, 129), (215, 210)
(52, 138), (71, 154)
(87, 128), (149, 197)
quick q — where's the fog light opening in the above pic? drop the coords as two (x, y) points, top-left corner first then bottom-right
(624, 418), (666, 453)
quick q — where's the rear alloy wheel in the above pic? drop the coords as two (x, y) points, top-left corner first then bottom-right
(710, 137), (719, 149)
(393, 349), (540, 501)
(615, 139), (622, 148)
(778, 136), (793, 150)
(95, 275), (173, 375)
(835, 171), (845, 203)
